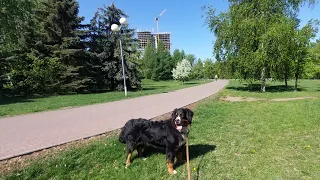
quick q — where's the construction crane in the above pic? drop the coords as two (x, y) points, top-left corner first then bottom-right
(155, 9), (166, 33)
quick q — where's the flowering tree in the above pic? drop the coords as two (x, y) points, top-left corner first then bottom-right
(172, 59), (192, 83)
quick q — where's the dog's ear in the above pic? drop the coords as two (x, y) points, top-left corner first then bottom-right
(171, 108), (177, 121)
(184, 108), (194, 122)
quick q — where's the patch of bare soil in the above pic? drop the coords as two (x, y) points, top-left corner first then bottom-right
(0, 93), (218, 175)
(221, 96), (317, 102)
(220, 96), (263, 102)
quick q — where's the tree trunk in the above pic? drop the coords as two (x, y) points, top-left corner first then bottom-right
(295, 75), (298, 91)
(260, 67), (266, 92)
(285, 78), (288, 88)
(248, 81), (253, 91)
(294, 60), (300, 91)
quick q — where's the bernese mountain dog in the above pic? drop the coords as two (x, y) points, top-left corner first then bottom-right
(119, 108), (194, 174)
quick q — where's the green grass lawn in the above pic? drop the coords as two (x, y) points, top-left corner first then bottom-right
(226, 79), (320, 98)
(0, 79), (209, 118)
(1, 80), (320, 179)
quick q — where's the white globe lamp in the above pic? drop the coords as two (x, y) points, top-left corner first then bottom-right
(119, 17), (127, 25)
(111, 24), (120, 32)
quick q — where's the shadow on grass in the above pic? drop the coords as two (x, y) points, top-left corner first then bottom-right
(183, 82), (201, 85)
(175, 144), (216, 169)
(140, 85), (168, 91)
(0, 97), (34, 105)
(227, 84), (305, 92)
(131, 144), (216, 166)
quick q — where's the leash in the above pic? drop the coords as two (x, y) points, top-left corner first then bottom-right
(186, 135), (191, 180)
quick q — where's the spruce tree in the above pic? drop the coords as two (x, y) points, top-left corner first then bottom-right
(36, 0), (88, 93)
(88, 3), (141, 91)
(141, 41), (156, 79)
(151, 41), (174, 80)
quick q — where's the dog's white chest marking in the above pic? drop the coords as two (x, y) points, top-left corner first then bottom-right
(179, 134), (186, 147)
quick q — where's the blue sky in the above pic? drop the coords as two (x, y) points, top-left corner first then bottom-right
(78, 0), (320, 61)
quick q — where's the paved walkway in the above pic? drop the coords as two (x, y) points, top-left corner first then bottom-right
(0, 80), (228, 161)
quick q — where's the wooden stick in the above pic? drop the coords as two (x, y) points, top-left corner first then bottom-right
(186, 136), (191, 180)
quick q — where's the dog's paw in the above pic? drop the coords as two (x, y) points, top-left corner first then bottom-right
(125, 163), (130, 169)
(173, 170), (177, 174)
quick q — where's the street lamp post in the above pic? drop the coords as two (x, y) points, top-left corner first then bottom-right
(203, 62), (205, 80)
(111, 17), (128, 97)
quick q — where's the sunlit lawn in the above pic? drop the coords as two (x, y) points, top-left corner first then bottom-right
(1, 80), (319, 179)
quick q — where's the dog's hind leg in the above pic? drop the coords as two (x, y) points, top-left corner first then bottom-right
(176, 145), (186, 164)
(137, 145), (147, 161)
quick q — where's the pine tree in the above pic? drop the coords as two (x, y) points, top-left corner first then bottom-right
(88, 3), (141, 91)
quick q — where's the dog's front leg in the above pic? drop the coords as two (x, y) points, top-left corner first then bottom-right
(166, 148), (177, 174)
(125, 143), (134, 167)
(176, 145), (186, 164)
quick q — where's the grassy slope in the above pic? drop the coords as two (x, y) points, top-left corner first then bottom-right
(0, 79), (208, 118)
(2, 80), (320, 179)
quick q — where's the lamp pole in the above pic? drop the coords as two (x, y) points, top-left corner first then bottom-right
(203, 62), (205, 80)
(111, 17), (128, 97)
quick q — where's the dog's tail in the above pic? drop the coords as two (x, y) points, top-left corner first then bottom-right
(119, 127), (126, 144)
(119, 124), (127, 144)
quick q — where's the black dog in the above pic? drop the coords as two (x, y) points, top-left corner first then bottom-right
(119, 108), (194, 174)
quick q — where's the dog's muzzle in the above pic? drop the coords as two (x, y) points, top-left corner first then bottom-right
(175, 116), (181, 124)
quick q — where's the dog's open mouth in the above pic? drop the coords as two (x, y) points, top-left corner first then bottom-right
(176, 125), (183, 132)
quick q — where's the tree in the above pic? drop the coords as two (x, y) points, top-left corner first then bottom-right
(172, 49), (186, 66)
(151, 41), (175, 81)
(87, 3), (141, 91)
(1, 0), (65, 96)
(34, 0), (88, 94)
(203, 59), (216, 79)
(0, 0), (37, 50)
(172, 49), (181, 65)
(172, 59), (192, 83)
(190, 59), (204, 80)
(0, 0), (38, 96)
(140, 41), (156, 79)
(293, 21), (318, 90)
(204, 0), (316, 92)
(261, 17), (297, 88)
(0, 1), (142, 96)
(185, 54), (196, 66)
(304, 40), (320, 79)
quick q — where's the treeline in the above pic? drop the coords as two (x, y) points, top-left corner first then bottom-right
(0, 0), (141, 97)
(139, 42), (197, 81)
(204, 0), (320, 91)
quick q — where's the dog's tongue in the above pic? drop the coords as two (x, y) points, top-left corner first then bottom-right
(176, 125), (183, 132)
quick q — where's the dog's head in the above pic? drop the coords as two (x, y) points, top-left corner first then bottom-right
(171, 108), (194, 129)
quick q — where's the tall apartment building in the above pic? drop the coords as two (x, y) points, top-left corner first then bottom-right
(136, 30), (171, 52)
(153, 32), (171, 51)
(137, 31), (153, 50)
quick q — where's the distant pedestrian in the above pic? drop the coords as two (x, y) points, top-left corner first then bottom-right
(214, 74), (218, 81)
